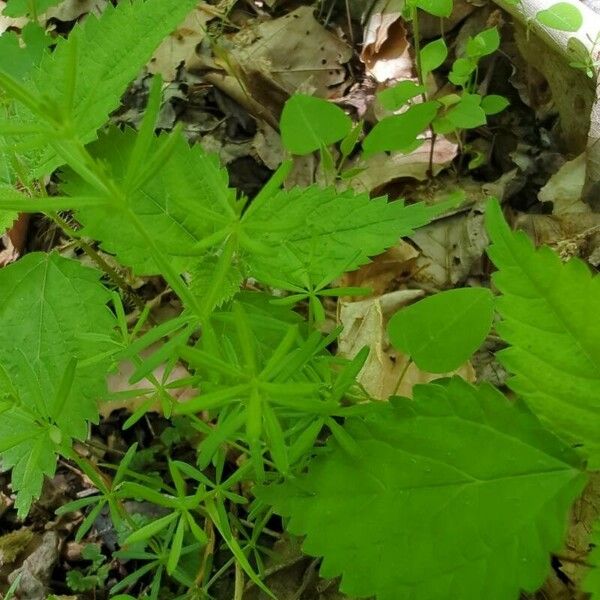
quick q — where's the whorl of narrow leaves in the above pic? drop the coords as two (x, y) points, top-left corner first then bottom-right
(257, 377), (586, 600)
(485, 199), (600, 467)
(0, 253), (115, 515)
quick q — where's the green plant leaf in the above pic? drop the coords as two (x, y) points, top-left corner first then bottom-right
(61, 127), (234, 276)
(362, 101), (439, 156)
(2, 0), (61, 17)
(244, 187), (459, 290)
(0, 252), (115, 515)
(448, 57), (476, 86)
(466, 27), (500, 58)
(377, 81), (425, 111)
(445, 93), (486, 129)
(258, 377), (586, 600)
(415, 0), (452, 17)
(485, 199), (600, 466)
(0, 209), (17, 235)
(387, 287), (494, 372)
(420, 38), (448, 77)
(536, 2), (583, 31)
(481, 94), (510, 115)
(280, 94), (352, 155)
(15, 0), (197, 175)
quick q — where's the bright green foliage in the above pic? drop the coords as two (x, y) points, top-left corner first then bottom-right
(279, 94), (352, 155)
(466, 27), (500, 59)
(414, 0), (452, 18)
(387, 287), (494, 372)
(0, 208), (17, 235)
(0, 23), (50, 80)
(536, 2), (583, 31)
(363, 101), (439, 155)
(584, 522), (600, 597)
(376, 81), (425, 111)
(2, 0), (61, 17)
(61, 127), (234, 276)
(258, 377), (586, 600)
(481, 94), (510, 115)
(486, 199), (600, 467)
(0, 253), (115, 515)
(243, 186), (459, 291)
(9, 0), (196, 175)
(420, 38), (448, 77)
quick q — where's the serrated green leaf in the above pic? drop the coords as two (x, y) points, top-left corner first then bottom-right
(363, 101), (439, 156)
(485, 199), (600, 466)
(377, 81), (425, 111)
(280, 94), (352, 156)
(244, 187), (458, 290)
(61, 127), (234, 276)
(0, 252), (115, 515)
(258, 377), (586, 600)
(0, 209), (17, 235)
(420, 38), (448, 77)
(9, 0), (197, 175)
(388, 287), (494, 372)
(536, 2), (583, 31)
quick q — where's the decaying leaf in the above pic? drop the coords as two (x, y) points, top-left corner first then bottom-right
(148, 3), (215, 81)
(539, 152), (590, 214)
(46, 0), (106, 22)
(360, 0), (413, 82)
(337, 290), (474, 399)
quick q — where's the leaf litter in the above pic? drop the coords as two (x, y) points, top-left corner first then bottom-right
(1, 0), (599, 598)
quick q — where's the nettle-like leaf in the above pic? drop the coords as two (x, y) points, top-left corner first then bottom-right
(6, 0), (196, 175)
(258, 377), (586, 600)
(61, 127), (234, 276)
(0, 208), (17, 235)
(0, 252), (115, 515)
(486, 199), (600, 466)
(243, 187), (459, 291)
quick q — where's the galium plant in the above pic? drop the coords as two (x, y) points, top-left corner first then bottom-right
(0, 0), (598, 598)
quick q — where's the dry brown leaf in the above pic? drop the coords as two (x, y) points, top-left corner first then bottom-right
(539, 152), (590, 215)
(148, 3), (214, 82)
(349, 136), (458, 193)
(338, 290), (474, 399)
(231, 6), (352, 97)
(338, 241), (419, 298)
(360, 0), (413, 82)
(409, 202), (488, 289)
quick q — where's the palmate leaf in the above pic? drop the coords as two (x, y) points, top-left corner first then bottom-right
(243, 187), (459, 290)
(258, 377), (586, 600)
(485, 199), (600, 466)
(61, 127), (234, 276)
(0, 252), (115, 515)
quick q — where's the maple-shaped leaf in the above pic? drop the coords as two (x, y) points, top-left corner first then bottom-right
(61, 127), (234, 276)
(0, 252), (116, 515)
(243, 187), (459, 290)
(485, 199), (600, 466)
(257, 377), (586, 600)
